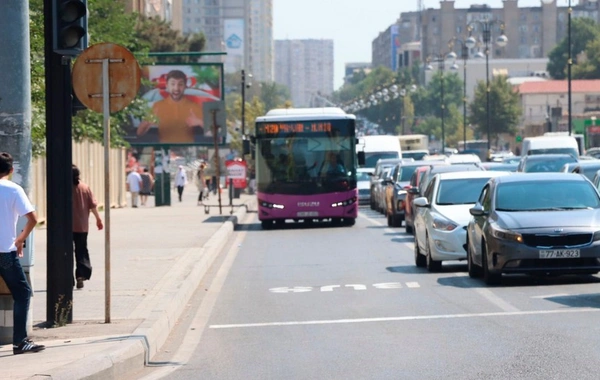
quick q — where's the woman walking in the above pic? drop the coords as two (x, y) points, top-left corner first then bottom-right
(196, 163), (207, 205)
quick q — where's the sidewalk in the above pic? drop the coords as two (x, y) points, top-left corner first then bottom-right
(0, 185), (256, 380)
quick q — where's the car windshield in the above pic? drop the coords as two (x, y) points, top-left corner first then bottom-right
(436, 177), (492, 205)
(524, 156), (577, 172)
(495, 181), (600, 211)
(357, 171), (371, 181)
(399, 166), (419, 182)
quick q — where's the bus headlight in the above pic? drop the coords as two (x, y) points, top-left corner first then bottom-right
(259, 200), (285, 209)
(331, 196), (357, 208)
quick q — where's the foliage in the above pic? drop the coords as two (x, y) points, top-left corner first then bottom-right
(547, 18), (600, 79)
(468, 75), (521, 143)
(412, 71), (463, 120)
(134, 15), (206, 61)
(412, 104), (463, 148)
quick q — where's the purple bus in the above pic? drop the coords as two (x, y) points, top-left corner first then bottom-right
(254, 108), (361, 229)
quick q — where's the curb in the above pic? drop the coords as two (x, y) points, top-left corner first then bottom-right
(39, 198), (255, 380)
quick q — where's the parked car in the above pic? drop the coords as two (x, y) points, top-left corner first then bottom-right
(357, 168), (371, 205)
(413, 170), (511, 272)
(516, 153), (578, 173)
(560, 160), (600, 181)
(467, 173), (600, 285)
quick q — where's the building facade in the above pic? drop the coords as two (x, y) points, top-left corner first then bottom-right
(372, 0), (599, 71)
(122, 0), (182, 29)
(274, 39), (334, 107)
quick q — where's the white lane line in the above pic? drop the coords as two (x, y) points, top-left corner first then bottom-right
(453, 269), (520, 313)
(210, 307), (600, 330)
(137, 228), (248, 380)
(531, 293), (569, 299)
(405, 282), (420, 288)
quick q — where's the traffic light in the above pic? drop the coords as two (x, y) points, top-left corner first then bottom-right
(52, 0), (88, 56)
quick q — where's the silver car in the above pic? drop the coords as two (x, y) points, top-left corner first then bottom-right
(467, 173), (600, 285)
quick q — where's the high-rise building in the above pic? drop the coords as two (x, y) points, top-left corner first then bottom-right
(122, 0), (182, 29)
(179, 0), (273, 82)
(372, 0), (600, 71)
(274, 39), (334, 108)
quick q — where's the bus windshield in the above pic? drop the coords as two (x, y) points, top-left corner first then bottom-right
(256, 137), (356, 195)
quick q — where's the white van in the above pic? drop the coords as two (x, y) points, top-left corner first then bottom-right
(357, 135), (402, 168)
(521, 135), (579, 158)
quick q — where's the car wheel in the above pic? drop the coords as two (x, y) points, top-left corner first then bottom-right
(414, 235), (426, 268)
(405, 222), (413, 235)
(426, 235), (442, 272)
(387, 213), (393, 227)
(392, 215), (402, 227)
(370, 199), (375, 210)
(482, 242), (501, 285)
(467, 238), (482, 278)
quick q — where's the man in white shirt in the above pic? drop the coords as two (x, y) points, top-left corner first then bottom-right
(126, 168), (143, 208)
(0, 152), (44, 354)
(175, 165), (187, 202)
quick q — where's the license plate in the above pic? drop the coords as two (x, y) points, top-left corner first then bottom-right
(297, 211), (319, 217)
(539, 249), (581, 259)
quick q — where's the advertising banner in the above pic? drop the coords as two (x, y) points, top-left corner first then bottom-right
(225, 159), (247, 189)
(224, 19), (244, 73)
(123, 63), (224, 146)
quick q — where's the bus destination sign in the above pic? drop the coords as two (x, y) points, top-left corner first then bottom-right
(257, 122), (333, 136)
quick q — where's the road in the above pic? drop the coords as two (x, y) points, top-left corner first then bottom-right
(132, 207), (600, 380)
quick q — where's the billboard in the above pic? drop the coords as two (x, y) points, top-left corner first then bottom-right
(224, 19), (245, 73)
(123, 64), (224, 146)
(391, 25), (400, 71)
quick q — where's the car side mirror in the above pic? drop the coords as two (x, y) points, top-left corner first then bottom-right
(413, 197), (429, 208)
(469, 205), (486, 216)
(357, 151), (366, 166)
(408, 187), (419, 195)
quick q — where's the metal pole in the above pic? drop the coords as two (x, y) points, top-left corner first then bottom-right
(568, 0), (573, 136)
(213, 110), (222, 215)
(241, 70), (246, 137)
(485, 27), (491, 155)
(102, 59), (111, 324)
(463, 45), (468, 151)
(441, 60), (445, 153)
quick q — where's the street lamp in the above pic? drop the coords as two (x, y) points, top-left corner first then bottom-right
(448, 32), (471, 153)
(241, 70), (252, 138)
(467, 18), (507, 156)
(426, 52), (454, 153)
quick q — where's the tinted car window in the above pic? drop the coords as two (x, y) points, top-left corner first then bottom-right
(436, 178), (492, 205)
(399, 166), (419, 182)
(524, 156), (577, 172)
(495, 180), (600, 211)
(424, 177), (436, 203)
(357, 172), (370, 181)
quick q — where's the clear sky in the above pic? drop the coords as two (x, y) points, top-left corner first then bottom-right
(273, 0), (550, 90)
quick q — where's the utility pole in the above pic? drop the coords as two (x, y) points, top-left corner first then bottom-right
(0, 0), (33, 344)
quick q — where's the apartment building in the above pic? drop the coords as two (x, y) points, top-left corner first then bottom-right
(275, 39), (334, 107)
(122, 0), (183, 29)
(373, 0), (600, 71)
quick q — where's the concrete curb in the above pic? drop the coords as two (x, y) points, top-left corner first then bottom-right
(39, 199), (255, 380)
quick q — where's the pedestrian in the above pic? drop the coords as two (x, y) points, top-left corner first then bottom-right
(196, 163), (207, 206)
(140, 167), (154, 206)
(0, 152), (45, 354)
(126, 167), (142, 208)
(175, 165), (187, 202)
(72, 165), (103, 289)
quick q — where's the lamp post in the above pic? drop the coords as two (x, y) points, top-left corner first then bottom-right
(448, 34), (470, 152)
(426, 52), (453, 153)
(241, 70), (252, 137)
(467, 19), (507, 157)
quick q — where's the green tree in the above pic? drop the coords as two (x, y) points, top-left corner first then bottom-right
(547, 18), (599, 79)
(469, 75), (521, 145)
(412, 71), (463, 120)
(259, 82), (290, 112)
(412, 104), (462, 148)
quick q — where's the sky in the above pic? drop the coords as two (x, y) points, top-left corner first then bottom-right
(273, 0), (554, 90)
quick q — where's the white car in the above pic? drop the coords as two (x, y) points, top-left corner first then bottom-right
(357, 168), (371, 205)
(413, 170), (511, 272)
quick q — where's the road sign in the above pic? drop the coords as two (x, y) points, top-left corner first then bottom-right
(72, 42), (141, 113)
(516, 135), (522, 142)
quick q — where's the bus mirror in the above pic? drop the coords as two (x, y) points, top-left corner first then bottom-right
(243, 139), (251, 155)
(357, 151), (365, 166)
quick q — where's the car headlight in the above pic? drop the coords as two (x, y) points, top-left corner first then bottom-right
(491, 226), (523, 243)
(593, 231), (600, 242)
(432, 216), (458, 231)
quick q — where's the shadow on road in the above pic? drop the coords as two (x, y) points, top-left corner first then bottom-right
(544, 292), (600, 308)
(438, 273), (600, 289)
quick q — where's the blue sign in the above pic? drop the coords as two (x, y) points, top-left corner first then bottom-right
(227, 34), (242, 49)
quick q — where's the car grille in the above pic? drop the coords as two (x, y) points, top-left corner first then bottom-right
(359, 189), (369, 195)
(521, 233), (593, 248)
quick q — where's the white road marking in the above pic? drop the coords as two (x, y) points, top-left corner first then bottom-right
(209, 307), (600, 330)
(451, 272), (519, 312)
(531, 293), (569, 299)
(405, 282), (420, 288)
(373, 282), (403, 289)
(269, 287), (313, 293)
(136, 228), (248, 380)
(320, 285), (340, 292)
(346, 284), (367, 290)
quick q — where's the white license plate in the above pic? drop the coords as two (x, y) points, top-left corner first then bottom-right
(539, 249), (581, 259)
(297, 211), (319, 217)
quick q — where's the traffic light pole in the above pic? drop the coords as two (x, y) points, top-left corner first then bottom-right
(44, 0), (74, 325)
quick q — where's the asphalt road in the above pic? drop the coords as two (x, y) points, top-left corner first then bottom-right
(132, 206), (600, 380)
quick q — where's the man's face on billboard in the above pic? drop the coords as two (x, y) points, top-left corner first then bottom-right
(166, 78), (186, 101)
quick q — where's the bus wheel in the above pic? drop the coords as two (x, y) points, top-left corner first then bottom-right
(261, 220), (273, 230)
(343, 218), (356, 227)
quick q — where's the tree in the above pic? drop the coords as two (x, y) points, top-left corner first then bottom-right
(412, 71), (463, 120)
(259, 82), (290, 112)
(469, 75), (521, 145)
(547, 18), (599, 79)
(412, 104), (462, 148)
(134, 16), (206, 60)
